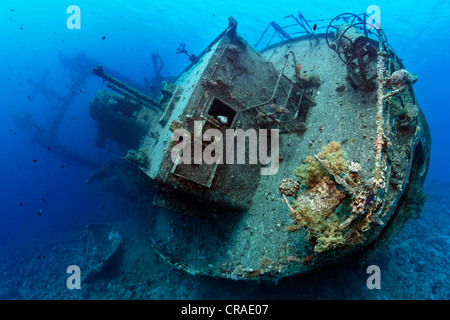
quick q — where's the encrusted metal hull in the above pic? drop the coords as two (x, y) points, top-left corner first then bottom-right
(89, 15), (431, 281)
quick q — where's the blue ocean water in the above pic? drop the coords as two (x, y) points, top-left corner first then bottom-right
(0, 0), (448, 300)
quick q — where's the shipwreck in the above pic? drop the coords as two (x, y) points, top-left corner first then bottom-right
(32, 12), (432, 281)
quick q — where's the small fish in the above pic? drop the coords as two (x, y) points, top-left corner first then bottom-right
(37, 210), (42, 217)
(297, 64), (302, 75)
(61, 164), (65, 168)
(313, 23), (317, 31)
(32, 159), (37, 163)
(102, 36), (106, 40)
(19, 202), (22, 207)
(40, 198), (45, 202)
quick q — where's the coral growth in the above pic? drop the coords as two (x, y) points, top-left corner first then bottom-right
(389, 69), (418, 88)
(294, 141), (347, 187)
(283, 176), (346, 253)
(293, 155), (324, 187)
(348, 161), (362, 173)
(279, 178), (300, 197)
(281, 142), (371, 254)
(280, 32), (421, 258)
